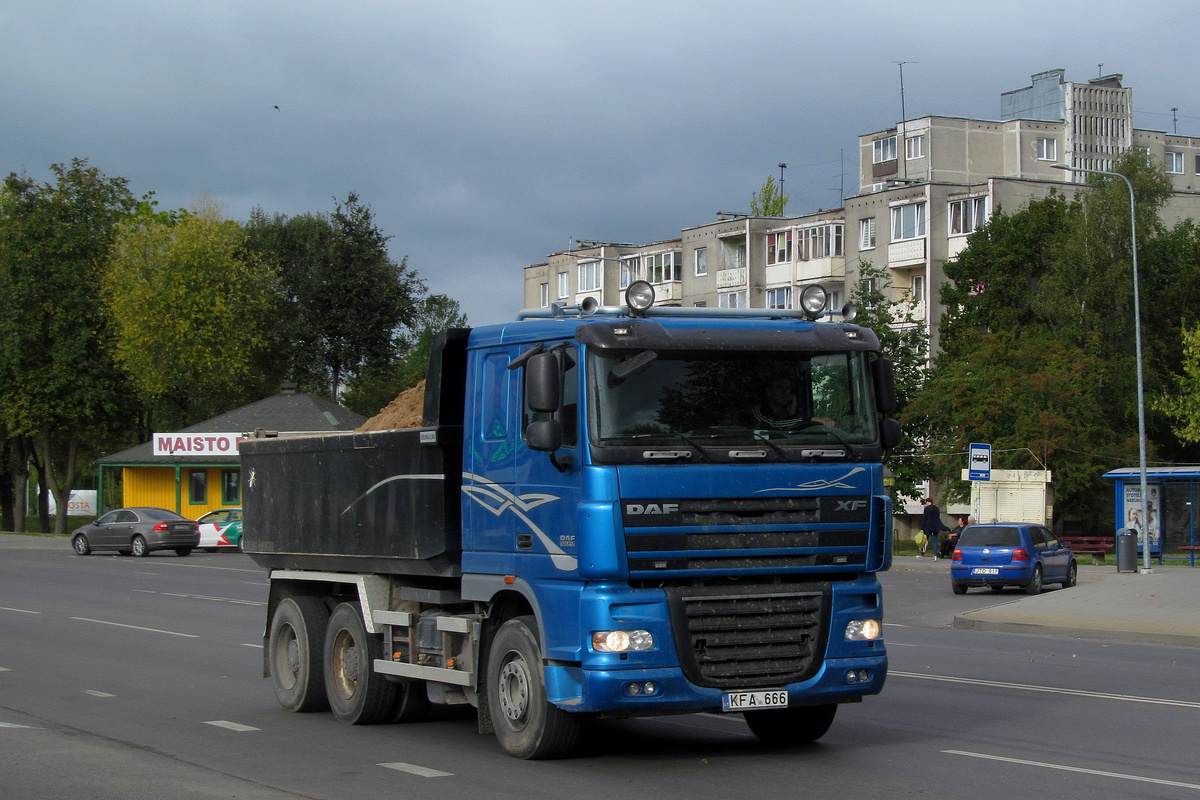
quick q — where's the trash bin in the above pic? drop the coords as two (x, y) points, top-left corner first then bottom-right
(1117, 529), (1138, 573)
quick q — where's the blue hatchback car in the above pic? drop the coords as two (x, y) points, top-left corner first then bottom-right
(950, 523), (1077, 595)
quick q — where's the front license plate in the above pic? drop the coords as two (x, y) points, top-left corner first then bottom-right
(722, 690), (789, 712)
(972, 568), (1000, 575)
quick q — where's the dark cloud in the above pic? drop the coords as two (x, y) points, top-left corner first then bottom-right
(3, 1), (1197, 324)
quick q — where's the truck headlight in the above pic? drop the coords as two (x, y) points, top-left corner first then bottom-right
(845, 619), (882, 641)
(592, 629), (655, 652)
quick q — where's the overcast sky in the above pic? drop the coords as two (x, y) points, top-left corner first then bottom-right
(3, 1), (1198, 325)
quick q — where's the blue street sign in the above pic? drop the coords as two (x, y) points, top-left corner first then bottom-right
(969, 443), (991, 481)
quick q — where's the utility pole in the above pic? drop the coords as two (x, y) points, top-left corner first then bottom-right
(778, 163), (787, 215)
(896, 61), (914, 179)
(1172, 107), (1179, 134)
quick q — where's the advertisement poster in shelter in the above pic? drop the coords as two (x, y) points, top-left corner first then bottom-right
(1123, 483), (1161, 552)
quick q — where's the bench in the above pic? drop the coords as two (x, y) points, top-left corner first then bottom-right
(1179, 545), (1200, 567)
(1061, 536), (1114, 565)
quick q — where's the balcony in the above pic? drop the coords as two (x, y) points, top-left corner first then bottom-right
(796, 257), (845, 282)
(716, 267), (747, 289)
(888, 238), (926, 265)
(652, 282), (683, 302)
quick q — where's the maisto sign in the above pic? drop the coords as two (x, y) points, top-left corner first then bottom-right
(152, 432), (245, 457)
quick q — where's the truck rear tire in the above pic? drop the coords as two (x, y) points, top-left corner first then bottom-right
(744, 704), (837, 745)
(324, 602), (397, 725)
(390, 680), (432, 723)
(487, 616), (580, 759)
(269, 596), (330, 712)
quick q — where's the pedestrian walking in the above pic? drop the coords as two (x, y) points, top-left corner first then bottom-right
(920, 498), (945, 560)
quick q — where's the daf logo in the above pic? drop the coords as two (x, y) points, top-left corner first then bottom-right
(835, 499), (868, 512)
(626, 503), (679, 515)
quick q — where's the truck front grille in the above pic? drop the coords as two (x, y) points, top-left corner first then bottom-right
(665, 581), (830, 689)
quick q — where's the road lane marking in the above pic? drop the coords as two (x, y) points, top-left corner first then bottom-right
(946, 750), (1200, 791)
(0, 722), (35, 728)
(205, 720), (261, 732)
(0, 606), (40, 614)
(133, 589), (264, 606)
(84, 690), (116, 698)
(892, 671), (1200, 709)
(242, 643), (263, 649)
(379, 762), (453, 777)
(70, 617), (198, 638)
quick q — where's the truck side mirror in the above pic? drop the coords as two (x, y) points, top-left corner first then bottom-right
(526, 352), (561, 412)
(872, 357), (897, 416)
(880, 417), (902, 451)
(526, 420), (563, 452)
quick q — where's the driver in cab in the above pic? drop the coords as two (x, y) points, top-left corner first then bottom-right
(752, 377), (833, 430)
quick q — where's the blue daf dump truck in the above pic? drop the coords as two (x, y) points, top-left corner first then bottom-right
(241, 281), (900, 759)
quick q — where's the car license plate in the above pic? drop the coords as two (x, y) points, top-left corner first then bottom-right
(721, 690), (789, 712)
(972, 568), (1000, 575)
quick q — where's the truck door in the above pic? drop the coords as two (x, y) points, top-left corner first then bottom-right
(461, 344), (582, 576)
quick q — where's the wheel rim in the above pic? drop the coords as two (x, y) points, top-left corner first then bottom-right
(329, 629), (360, 701)
(74, 536), (87, 554)
(274, 623), (300, 690)
(497, 650), (532, 726)
(133, 537), (146, 556)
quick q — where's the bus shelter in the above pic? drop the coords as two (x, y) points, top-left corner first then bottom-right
(1103, 467), (1200, 566)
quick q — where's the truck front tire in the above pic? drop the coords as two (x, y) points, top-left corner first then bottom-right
(269, 596), (330, 712)
(324, 602), (397, 724)
(486, 616), (580, 759)
(744, 704), (837, 745)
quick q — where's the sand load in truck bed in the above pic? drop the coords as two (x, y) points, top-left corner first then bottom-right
(239, 426), (462, 577)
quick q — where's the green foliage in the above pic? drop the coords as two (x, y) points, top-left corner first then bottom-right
(750, 175), (789, 217)
(340, 293), (468, 417)
(244, 194), (426, 399)
(848, 261), (930, 502)
(921, 150), (1200, 524)
(104, 200), (278, 427)
(0, 159), (141, 534)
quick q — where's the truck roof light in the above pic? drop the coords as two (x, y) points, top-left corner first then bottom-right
(625, 281), (655, 315)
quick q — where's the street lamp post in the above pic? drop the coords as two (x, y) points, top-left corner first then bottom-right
(1052, 163), (1151, 573)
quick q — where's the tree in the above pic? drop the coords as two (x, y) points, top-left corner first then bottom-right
(0, 160), (140, 535)
(104, 199), (278, 430)
(915, 150), (1200, 525)
(340, 293), (468, 417)
(750, 175), (789, 217)
(244, 194), (426, 399)
(848, 261), (929, 503)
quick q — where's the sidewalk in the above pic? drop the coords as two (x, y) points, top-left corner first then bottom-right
(897, 554), (1200, 649)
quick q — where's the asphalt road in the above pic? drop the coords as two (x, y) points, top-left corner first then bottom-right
(2, 538), (1198, 800)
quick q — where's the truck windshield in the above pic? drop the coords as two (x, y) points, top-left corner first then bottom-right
(588, 349), (879, 461)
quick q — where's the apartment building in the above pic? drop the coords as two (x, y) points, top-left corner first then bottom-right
(524, 69), (1200, 358)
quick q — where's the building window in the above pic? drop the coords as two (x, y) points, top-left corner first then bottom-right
(948, 196), (988, 236)
(539, 282), (549, 307)
(766, 232), (792, 265)
(619, 257), (638, 289)
(1196, 154), (1200, 175)
(1165, 151), (1184, 174)
(557, 272), (569, 299)
(1036, 137), (1057, 161)
(905, 135), (925, 160)
(189, 470), (208, 505)
(911, 274), (925, 306)
(891, 202), (926, 241)
(644, 252), (679, 284)
(221, 469), (240, 505)
(873, 136), (897, 163)
(719, 290), (747, 308)
(859, 218), (876, 250)
(800, 224), (844, 260)
(766, 287), (791, 309)
(694, 247), (708, 276)
(578, 260), (601, 292)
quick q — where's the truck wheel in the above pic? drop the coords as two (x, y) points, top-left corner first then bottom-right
(744, 704), (837, 745)
(390, 681), (432, 723)
(486, 616), (579, 759)
(269, 596), (330, 712)
(324, 602), (397, 724)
